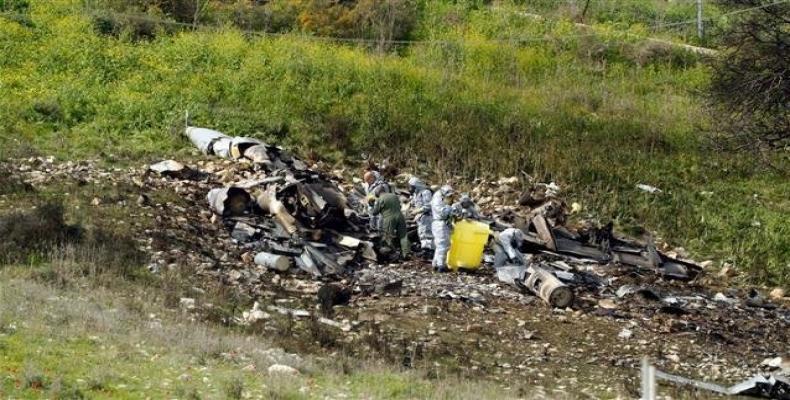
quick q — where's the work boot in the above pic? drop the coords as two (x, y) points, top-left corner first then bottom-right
(419, 248), (434, 260)
(377, 246), (393, 263)
(387, 252), (402, 264)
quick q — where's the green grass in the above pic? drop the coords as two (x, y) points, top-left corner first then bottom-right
(1, 0), (787, 285)
(506, 0), (726, 46)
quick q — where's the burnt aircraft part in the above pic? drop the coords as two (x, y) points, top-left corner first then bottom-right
(257, 193), (299, 234)
(264, 241), (304, 257)
(296, 251), (322, 277)
(317, 283), (351, 318)
(254, 251), (291, 272)
(231, 221), (259, 242)
(554, 237), (610, 263)
(230, 137), (263, 159)
(207, 187), (252, 217)
(278, 182), (348, 229)
(186, 126), (229, 155)
(525, 265), (574, 308)
(243, 145), (272, 164)
(651, 366), (790, 400)
(659, 256), (702, 280)
(305, 243), (343, 276)
(531, 215), (556, 251)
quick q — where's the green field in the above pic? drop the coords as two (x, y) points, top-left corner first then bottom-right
(1, 0), (787, 284)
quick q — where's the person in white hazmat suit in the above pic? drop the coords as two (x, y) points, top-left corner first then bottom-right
(452, 193), (481, 220)
(431, 185), (455, 272)
(493, 227), (526, 268)
(408, 177), (434, 253)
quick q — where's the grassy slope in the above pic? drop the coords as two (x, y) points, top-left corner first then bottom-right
(0, 1), (787, 284)
(514, 0), (726, 46)
(0, 275), (510, 399)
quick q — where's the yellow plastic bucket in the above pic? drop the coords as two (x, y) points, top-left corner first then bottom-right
(447, 220), (491, 271)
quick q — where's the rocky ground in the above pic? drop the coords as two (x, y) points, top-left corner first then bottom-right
(2, 156), (788, 399)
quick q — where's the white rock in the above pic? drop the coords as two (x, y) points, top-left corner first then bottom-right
(713, 292), (735, 304)
(545, 181), (561, 197)
(248, 310), (270, 322)
(267, 364), (299, 376)
(598, 299), (618, 309)
(149, 160), (185, 175)
(498, 176), (519, 185)
(636, 184), (662, 194)
(769, 288), (785, 300)
(718, 265), (737, 278)
(618, 328), (633, 340)
(179, 297), (196, 310)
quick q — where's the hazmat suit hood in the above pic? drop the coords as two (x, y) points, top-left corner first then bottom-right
(408, 176), (427, 191)
(459, 193), (473, 208)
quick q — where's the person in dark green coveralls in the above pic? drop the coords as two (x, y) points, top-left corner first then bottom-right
(369, 192), (410, 260)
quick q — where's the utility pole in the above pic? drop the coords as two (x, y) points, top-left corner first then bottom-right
(641, 357), (657, 400)
(696, 0), (704, 40)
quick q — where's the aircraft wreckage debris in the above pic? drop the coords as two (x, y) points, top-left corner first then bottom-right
(5, 128), (788, 399)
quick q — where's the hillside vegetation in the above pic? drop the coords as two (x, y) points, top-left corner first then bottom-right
(1, 0), (787, 284)
(0, 272), (510, 399)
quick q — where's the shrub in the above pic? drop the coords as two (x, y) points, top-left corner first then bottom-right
(222, 376), (244, 400)
(708, 0), (790, 150)
(631, 41), (700, 68)
(0, 165), (34, 195)
(49, 378), (86, 400)
(0, 199), (145, 281)
(22, 363), (48, 390)
(92, 13), (119, 36)
(0, 0), (29, 12)
(0, 201), (78, 264)
(91, 12), (159, 41)
(32, 100), (63, 122)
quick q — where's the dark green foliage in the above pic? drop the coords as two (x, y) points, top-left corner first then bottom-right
(79, 226), (148, 278)
(709, 0), (790, 150)
(0, 0), (34, 27)
(222, 377), (244, 400)
(0, 199), (145, 279)
(0, 201), (78, 264)
(91, 12), (159, 41)
(0, 167), (34, 195)
(32, 100), (63, 122)
(630, 41), (701, 68)
(93, 0), (422, 43)
(0, 0), (29, 12)
(49, 379), (86, 400)
(22, 365), (48, 390)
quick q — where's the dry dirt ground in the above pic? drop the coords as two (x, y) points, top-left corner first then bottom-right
(2, 157), (788, 399)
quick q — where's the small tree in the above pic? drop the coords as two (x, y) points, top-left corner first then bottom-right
(352, 0), (418, 52)
(709, 0), (789, 151)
